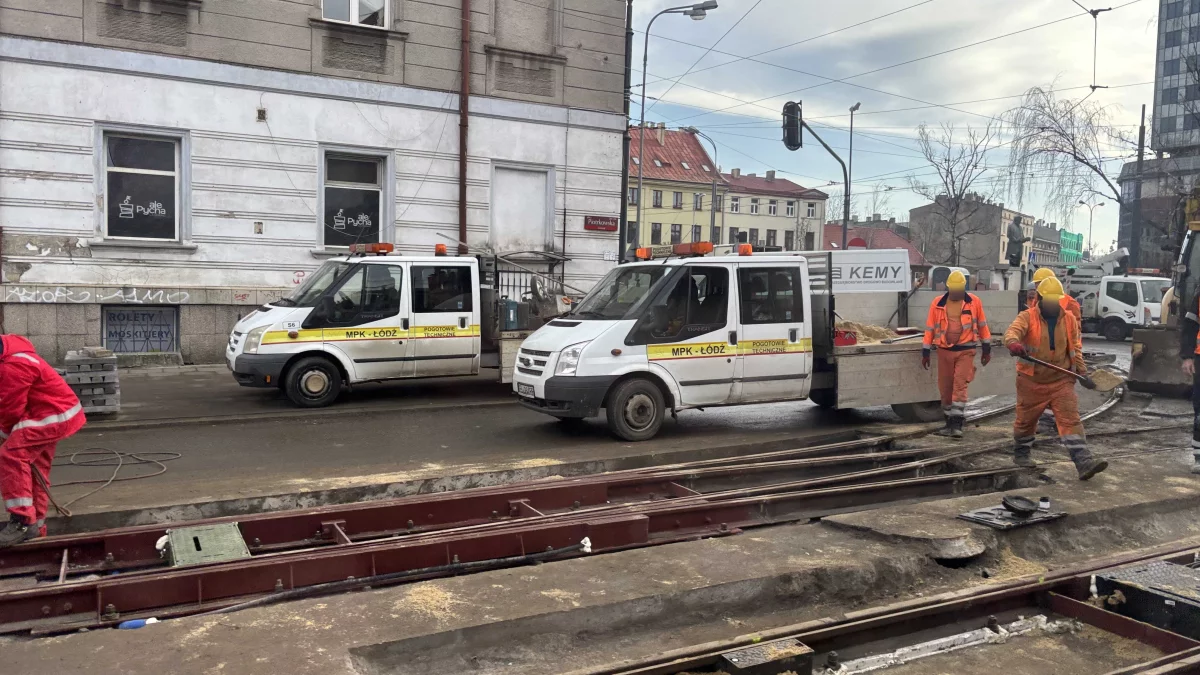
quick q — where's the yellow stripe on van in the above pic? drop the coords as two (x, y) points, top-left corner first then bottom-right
(739, 338), (813, 356)
(260, 325), (479, 345)
(648, 342), (732, 360)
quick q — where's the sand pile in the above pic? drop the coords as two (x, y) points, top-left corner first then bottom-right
(836, 320), (899, 343)
(1089, 369), (1125, 392)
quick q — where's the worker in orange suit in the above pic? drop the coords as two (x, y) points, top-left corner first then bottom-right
(1005, 276), (1108, 480)
(1029, 268), (1082, 326)
(922, 270), (992, 438)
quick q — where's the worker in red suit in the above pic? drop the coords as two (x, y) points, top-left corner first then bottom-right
(0, 335), (86, 547)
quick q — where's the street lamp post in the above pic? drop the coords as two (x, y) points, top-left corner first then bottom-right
(1078, 199), (1105, 260)
(846, 102), (860, 250)
(634, 1), (717, 259)
(681, 127), (718, 243)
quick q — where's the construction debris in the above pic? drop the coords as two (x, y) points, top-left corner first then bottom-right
(835, 321), (899, 343)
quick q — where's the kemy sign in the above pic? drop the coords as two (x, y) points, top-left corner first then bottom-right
(827, 249), (912, 294)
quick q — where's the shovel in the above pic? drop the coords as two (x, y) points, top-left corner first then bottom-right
(1019, 354), (1125, 392)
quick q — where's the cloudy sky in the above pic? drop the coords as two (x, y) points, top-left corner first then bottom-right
(623, 0), (1159, 255)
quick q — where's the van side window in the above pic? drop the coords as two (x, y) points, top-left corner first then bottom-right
(326, 264), (403, 324)
(738, 268), (803, 324)
(412, 266), (473, 312)
(1104, 280), (1139, 307)
(631, 266), (729, 344)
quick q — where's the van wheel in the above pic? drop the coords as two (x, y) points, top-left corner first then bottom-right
(809, 388), (837, 410)
(605, 378), (665, 442)
(285, 356), (342, 408)
(1103, 320), (1127, 342)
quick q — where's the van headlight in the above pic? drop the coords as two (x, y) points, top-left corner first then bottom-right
(244, 325), (269, 354)
(555, 341), (590, 376)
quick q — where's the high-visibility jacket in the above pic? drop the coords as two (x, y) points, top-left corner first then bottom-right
(1026, 293), (1082, 325)
(1004, 308), (1085, 383)
(0, 334), (86, 448)
(923, 292), (992, 350)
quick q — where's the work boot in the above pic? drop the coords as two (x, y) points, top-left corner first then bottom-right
(1074, 453), (1109, 481)
(1191, 454), (1200, 475)
(0, 515), (31, 549)
(950, 416), (964, 439)
(1013, 436), (1037, 468)
(935, 419), (955, 437)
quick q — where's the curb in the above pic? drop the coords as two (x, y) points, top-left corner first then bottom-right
(79, 397), (518, 432)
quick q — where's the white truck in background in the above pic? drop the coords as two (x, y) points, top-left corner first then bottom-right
(1036, 249), (1171, 341)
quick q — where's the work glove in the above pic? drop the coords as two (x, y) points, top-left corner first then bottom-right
(1080, 375), (1097, 390)
(980, 343), (992, 367)
(1006, 342), (1027, 357)
(921, 348), (931, 370)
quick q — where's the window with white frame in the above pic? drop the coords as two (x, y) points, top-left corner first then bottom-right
(323, 154), (383, 247)
(768, 200), (777, 216)
(729, 196), (740, 213)
(104, 133), (180, 240)
(806, 202), (816, 218)
(322, 0), (387, 28)
(786, 201), (796, 217)
(693, 193), (703, 211)
(749, 198), (760, 215)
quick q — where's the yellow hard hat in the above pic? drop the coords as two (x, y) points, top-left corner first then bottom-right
(946, 270), (967, 291)
(1032, 268), (1056, 283)
(1037, 276), (1065, 303)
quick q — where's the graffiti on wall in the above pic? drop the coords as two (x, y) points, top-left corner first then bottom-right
(2, 286), (191, 304)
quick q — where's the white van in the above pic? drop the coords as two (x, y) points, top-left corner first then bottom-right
(512, 244), (1014, 441)
(227, 244), (495, 406)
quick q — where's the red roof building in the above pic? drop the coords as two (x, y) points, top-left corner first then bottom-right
(824, 224), (928, 268)
(627, 123), (723, 185)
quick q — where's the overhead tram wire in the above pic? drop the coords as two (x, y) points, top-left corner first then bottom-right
(644, 0), (766, 115)
(664, 0), (1147, 125)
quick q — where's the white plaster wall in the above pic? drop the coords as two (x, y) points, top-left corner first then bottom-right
(0, 38), (622, 291)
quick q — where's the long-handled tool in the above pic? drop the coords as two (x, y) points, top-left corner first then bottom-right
(1019, 354), (1125, 392)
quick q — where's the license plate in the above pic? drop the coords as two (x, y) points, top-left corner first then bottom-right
(517, 383), (535, 398)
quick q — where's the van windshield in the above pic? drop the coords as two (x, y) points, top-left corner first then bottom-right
(571, 266), (671, 320)
(273, 261), (352, 307)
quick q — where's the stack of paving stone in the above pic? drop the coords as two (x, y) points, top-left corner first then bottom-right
(62, 347), (120, 415)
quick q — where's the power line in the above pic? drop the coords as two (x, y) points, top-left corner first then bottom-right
(645, 0), (766, 115)
(639, 0), (937, 89)
(666, 3), (1116, 125)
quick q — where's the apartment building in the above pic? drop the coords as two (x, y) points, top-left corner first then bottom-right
(0, 0), (626, 363)
(721, 169), (826, 251)
(909, 195), (1036, 284)
(626, 125), (728, 251)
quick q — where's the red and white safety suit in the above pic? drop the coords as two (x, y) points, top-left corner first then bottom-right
(0, 335), (86, 534)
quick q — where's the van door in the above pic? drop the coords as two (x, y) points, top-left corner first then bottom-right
(629, 264), (736, 406)
(311, 262), (411, 381)
(410, 262), (480, 377)
(733, 263), (812, 402)
(1101, 279), (1140, 324)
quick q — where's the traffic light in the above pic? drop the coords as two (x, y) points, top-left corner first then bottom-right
(782, 101), (802, 150)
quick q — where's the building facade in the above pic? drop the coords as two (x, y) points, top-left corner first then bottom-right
(1116, 157), (1195, 272)
(908, 196), (1036, 281)
(627, 125), (728, 251)
(1152, 0), (1200, 154)
(720, 169), (826, 251)
(1060, 230), (1084, 263)
(0, 0), (626, 363)
(1031, 221), (1062, 265)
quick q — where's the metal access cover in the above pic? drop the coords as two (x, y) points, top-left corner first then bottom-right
(1097, 561), (1200, 640)
(957, 505), (1066, 530)
(166, 523), (251, 567)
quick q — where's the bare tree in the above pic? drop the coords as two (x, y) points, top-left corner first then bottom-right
(863, 182), (894, 221)
(908, 122), (1002, 266)
(824, 185), (860, 224)
(1004, 85), (1133, 226)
